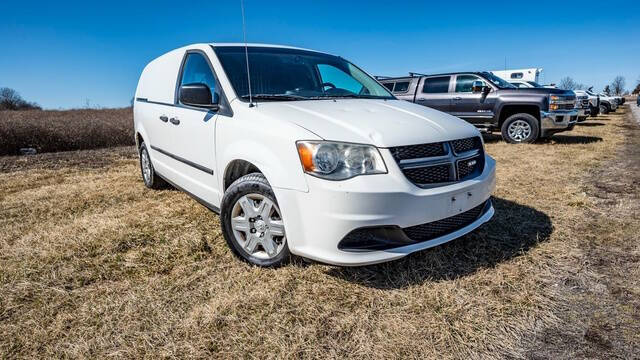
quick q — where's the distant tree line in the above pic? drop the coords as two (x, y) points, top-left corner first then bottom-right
(558, 75), (630, 95)
(633, 76), (640, 95)
(0, 87), (41, 111)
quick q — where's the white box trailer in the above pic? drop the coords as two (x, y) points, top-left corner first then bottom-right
(490, 68), (543, 83)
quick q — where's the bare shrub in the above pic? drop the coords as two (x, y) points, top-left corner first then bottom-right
(0, 108), (134, 155)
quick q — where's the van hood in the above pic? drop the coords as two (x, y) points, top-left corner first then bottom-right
(252, 99), (479, 148)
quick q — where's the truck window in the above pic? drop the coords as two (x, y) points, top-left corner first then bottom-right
(422, 76), (450, 93)
(179, 52), (217, 99)
(454, 75), (483, 93)
(383, 82), (395, 91)
(511, 72), (523, 79)
(393, 81), (410, 93)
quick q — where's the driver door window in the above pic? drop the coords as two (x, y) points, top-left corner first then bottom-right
(317, 64), (364, 94)
(179, 53), (217, 101)
(454, 75), (483, 93)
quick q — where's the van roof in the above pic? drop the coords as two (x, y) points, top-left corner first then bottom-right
(208, 42), (321, 53)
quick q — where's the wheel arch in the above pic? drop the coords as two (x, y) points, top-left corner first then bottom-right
(223, 159), (263, 191)
(497, 104), (541, 127)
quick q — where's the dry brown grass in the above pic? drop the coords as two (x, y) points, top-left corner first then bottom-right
(1, 107), (639, 359)
(0, 108), (134, 155)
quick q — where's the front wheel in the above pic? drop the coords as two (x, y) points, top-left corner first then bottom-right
(599, 104), (609, 114)
(220, 173), (290, 267)
(500, 113), (539, 144)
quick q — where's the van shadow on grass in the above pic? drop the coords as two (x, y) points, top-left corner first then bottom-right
(576, 122), (605, 127)
(325, 197), (552, 290)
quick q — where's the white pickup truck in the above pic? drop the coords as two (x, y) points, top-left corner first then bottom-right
(133, 43), (496, 267)
(590, 90), (618, 114)
(572, 90), (592, 121)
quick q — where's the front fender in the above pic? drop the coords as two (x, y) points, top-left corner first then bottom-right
(219, 140), (309, 193)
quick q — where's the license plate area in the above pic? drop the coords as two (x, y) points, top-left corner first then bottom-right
(447, 191), (474, 216)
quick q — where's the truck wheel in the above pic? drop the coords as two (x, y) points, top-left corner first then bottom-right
(500, 113), (539, 144)
(139, 142), (168, 189)
(220, 173), (290, 267)
(599, 104), (609, 114)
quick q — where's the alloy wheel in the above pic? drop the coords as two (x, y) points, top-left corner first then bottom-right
(141, 148), (152, 184)
(507, 120), (532, 142)
(230, 194), (286, 259)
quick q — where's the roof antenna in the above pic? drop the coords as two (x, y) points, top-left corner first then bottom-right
(240, 0), (254, 107)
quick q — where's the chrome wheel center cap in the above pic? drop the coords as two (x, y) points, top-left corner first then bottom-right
(254, 219), (267, 233)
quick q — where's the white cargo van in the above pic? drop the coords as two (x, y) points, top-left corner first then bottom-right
(134, 43), (496, 267)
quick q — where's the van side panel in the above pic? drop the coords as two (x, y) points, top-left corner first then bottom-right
(135, 48), (186, 104)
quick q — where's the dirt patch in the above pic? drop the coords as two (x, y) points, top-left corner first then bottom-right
(524, 107), (640, 358)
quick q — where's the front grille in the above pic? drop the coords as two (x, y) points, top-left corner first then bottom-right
(457, 157), (480, 180)
(403, 164), (452, 184)
(390, 136), (484, 186)
(390, 142), (446, 160)
(558, 103), (575, 110)
(451, 137), (481, 154)
(403, 200), (487, 241)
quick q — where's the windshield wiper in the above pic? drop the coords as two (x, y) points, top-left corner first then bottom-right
(240, 94), (306, 101)
(323, 94), (391, 99)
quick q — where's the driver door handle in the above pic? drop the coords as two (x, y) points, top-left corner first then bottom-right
(453, 96), (462, 100)
(169, 117), (180, 125)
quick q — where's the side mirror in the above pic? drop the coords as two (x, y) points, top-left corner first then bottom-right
(179, 83), (219, 110)
(472, 80), (487, 93)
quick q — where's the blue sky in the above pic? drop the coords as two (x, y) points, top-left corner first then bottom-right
(2, 0), (639, 109)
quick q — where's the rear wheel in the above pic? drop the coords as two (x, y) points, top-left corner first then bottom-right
(220, 173), (290, 267)
(599, 104), (609, 115)
(501, 113), (539, 144)
(139, 142), (167, 189)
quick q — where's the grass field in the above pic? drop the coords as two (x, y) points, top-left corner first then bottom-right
(0, 108), (133, 155)
(1, 106), (639, 359)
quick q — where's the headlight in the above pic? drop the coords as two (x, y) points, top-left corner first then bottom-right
(296, 141), (387, 180)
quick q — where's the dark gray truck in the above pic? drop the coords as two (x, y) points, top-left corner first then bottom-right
(379, 72), (578, 143)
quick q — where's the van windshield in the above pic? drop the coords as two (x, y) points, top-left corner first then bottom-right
(213, 46), (394, 101)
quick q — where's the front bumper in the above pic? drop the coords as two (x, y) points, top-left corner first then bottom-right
(540, 109), (578, 136)
(577, 107), (590, 120)
(274, 152), (496, 266)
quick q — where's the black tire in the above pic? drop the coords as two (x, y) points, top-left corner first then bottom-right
(500, 113), (539, 144)
(220, 173), (290, 267)
(139, 142), (168, 189)
(599, 104), (610, 114)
